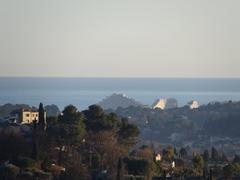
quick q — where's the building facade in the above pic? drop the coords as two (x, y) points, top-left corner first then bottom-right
(20, 108), (46, 124)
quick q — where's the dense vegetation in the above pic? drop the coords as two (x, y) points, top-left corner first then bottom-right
(1, 101), (240, 179)
(109, 101), (240, 141)
(0, 104), (139, 179)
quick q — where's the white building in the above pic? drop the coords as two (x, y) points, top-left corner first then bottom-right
(152, 99), (167, 109)
(188, 100), (200, 109)
(152, 98), (178, 110)
(155, 153), (162, 161)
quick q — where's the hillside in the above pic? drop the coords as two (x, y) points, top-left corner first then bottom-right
(98, 93), (144, 110)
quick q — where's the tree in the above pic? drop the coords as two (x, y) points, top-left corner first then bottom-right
(233, 155), (240, 164)
(0, 164), (20, 180)
(223, 163), (240, 178)
(117, 157), (124, 180)
(179, 148), (188, 158)
(131, 145), (154, 161)
(84, 105), (120, 133)
(31, 119), (38, 160)
(15, 156), (36, 169)
(125, 158), (151, 177)
(222, 152), (228, 162)
(84, 105), (104, 120)
(118, 118), (139, 149)
(38, 103), (46, 131)
(82, 105), (140, 178)
(223, 164), (235, 178)
(0, 129), (29, 161)
(174, 147), (178, 156)
(193, 155), (204, 176)
(193, 155), (204, 169)
(211, 147), (219, 161)
(87, 130), (123, 173)
(162, 146), (174, 161)
(203, 150), (209, 162)
(58, 105), (85, 146)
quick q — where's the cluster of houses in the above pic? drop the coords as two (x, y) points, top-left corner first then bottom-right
(0, 108), (46, 124)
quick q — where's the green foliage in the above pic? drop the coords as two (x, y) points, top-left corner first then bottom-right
(211, 147), (220, 161)
(131, 145), (154, 162)
(41, 158), (52, 172)
(125, 158), (151, 176)
(31, 131), (38, 160)
(44, 104), (60, 117)
(223, 163), (240, 178)
(179, 147), (188, 158)
(0, 130), (30, 161)
(117, 157), (124, 180)
(221, 152), (228, 162)
(204, 113), (240, 137)
(203, 150), (209, 162)
(57, 105), (85, 146)
(233, 155), (240, 164)
(0, 103), (140, 179)
(59, 159), (89, 180)
(162, 146), (174, 161)
(0, 164), (20, 180)
(84, 105), (119, 132)
(193, 155), (204, 170)
(32, 169), (52, 180)
(91, 154), (101, 169)
(46, 116), (58, 126)
(38, 103), (46, 130)
(118, 118), (139, 148)
(14, 156), (36, 169)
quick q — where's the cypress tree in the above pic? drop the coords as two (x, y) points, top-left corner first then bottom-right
(211, 147), (219, 161)
(203, 150), (210, 162)
(116, 157), (124, 180)
(38, 103), (46, 131)
(31, 119), (38, 160)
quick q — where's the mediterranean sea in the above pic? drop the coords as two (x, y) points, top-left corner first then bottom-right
(1, 77), (240, 110)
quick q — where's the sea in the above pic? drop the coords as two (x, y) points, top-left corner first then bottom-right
(1, 77), (240, 110)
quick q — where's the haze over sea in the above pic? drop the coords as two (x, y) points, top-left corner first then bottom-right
(1, 77), (240, 110)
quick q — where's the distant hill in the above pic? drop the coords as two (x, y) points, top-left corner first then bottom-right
(44, 104), (61, 117)
(111, 100), (240, 143)
(98, 93), (144, 110)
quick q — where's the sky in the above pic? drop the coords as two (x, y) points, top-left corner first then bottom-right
(0, 0), (240, 78)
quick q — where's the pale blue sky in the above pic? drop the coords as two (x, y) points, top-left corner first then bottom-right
(0, 0), (240, 77)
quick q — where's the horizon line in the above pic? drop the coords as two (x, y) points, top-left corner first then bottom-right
(1, 76), (240, 79)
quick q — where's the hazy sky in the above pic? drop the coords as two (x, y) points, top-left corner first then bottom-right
(0, 0), (240, 78)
